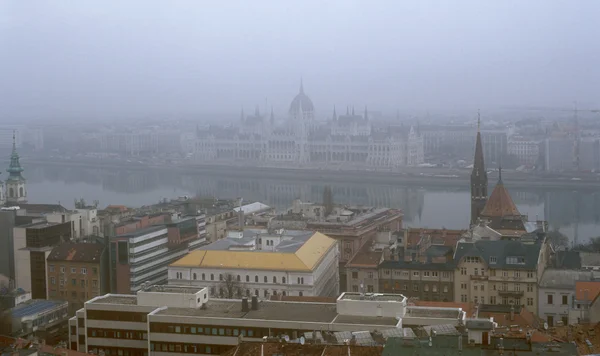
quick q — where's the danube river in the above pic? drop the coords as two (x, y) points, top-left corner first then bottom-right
(23, 164), (600, 246)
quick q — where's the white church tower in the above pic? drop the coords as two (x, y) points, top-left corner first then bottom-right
(5, 131), (27, 204)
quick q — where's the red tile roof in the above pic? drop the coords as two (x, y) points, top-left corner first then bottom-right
(575, 281), (600, 302)
(480, 181), (521, 218)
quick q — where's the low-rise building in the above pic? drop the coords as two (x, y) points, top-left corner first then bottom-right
(168, 230), (339, 299)
(4, 299), (69, 344)
(569, 281), (600, 324)
(538, 269), (593, 326)
(109, 214), (206, 294)
(46, 242), (108, 314)
(69, 287), (467, 356)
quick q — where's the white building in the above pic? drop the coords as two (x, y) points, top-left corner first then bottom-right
(508, 137), (541, 166)
(193, 82), (424, 168)
(168, 229), (339, 299)
(538, 269), (593, 327)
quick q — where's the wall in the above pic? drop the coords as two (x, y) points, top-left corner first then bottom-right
(13, 227), (30, 291)
(0, 211), (16, 281)
(538, 286), (571, 326)
(336, 296), (405, 319)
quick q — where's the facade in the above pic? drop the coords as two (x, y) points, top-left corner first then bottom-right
(508, 137), (541, 166)
(538, 269), (593, 327)
(194, 82), (424, 168)
(579, 137), (600, 171)
(0, 210), (16, 282)
(168, 230), (339, 299)
(568, 281), (600, 324)
(71, 287), (470, 356)
(544, 137), (575, 171)
(5, 299), (69, 344)
(46, 242), (107, 314)
(453, 237), (548, 314)
(109, 214), (206, 294)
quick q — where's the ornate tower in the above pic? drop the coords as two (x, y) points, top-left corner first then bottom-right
(470, 112), (487, 225)
(6, 131), (27, 204)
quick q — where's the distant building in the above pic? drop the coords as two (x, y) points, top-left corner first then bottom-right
(508, 137), (541, 166)
(569, 281), (600, 324)
(4, 299), (69, 344)
(579, 137), (600, 171)
(46, 242), (107, 314)
(168, 230), (339, 299)
(538, 269), (593, 326)
(194, 82), (424, 168)
(544, 137), (575, 171)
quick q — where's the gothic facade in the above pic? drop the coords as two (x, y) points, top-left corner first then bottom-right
(193, 82), (424, 168)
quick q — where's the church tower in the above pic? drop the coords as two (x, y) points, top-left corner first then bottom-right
(470, 112), (487, 226)
(5, 131), (27, 204)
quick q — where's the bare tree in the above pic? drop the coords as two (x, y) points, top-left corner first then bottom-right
(218, 272), (246, 299)
(546, 229), (570, 251)
(323, 185), (334, 217)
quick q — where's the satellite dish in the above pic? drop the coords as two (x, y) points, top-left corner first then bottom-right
(544, 322), (548, 330)
(300, 336), (305, 345)
(283, 335), (290, 342)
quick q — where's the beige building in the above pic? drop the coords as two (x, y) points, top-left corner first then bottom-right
(453, 236), (548, 314)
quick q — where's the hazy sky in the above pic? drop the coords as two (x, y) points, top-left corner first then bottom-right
(1, 1), (599, 120)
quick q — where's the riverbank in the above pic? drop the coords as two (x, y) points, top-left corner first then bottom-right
(23, 158), (600, 190)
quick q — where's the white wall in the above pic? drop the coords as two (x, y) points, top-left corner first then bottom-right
(538, 286), (572, 325)
(13, 227), (30, 291)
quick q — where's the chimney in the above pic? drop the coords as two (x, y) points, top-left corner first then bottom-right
(510, 305), (515, 321)
(251, 295), (259, 310)
(241, 297), (249, 312)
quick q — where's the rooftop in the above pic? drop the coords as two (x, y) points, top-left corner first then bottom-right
(115, 224), (166, 238)
(454, 239), (543, 270)
(340, 293), (406, 302)
(575, 281), (600, 302)
(21, 221), (63, 230)
(88, 294), (138, 305)
(10, 299), (67, 318)
(47, 242), (104, 263)
(170, 231), (337, 272)
(539, 269), (593, 289)
(142, 285), (204, 294)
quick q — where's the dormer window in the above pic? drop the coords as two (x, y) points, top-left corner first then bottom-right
(490, 256), (497, 264)
(506, 256), (525, 265)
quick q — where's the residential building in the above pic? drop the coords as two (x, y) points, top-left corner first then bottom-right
(193, 82), (424, 169)
(569, 281), (600, 324)
(378, 247), (455, 302)
(453, 236), (548, 314)
(14, 221), (72, 299)
(538, 269), (593, 326)
(46, 242), (108, 314)
(400, 228), (465, 262)
(345, 243), (383, 294)
(168, 230), (339, 299)
(109, 214), (206, 294)
(70, 287), (469, 356)
(4, 299), (69, 344)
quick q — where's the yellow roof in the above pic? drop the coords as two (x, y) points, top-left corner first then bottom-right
(170, 232), (337, 272)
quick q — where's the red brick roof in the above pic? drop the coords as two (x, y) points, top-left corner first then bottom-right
(575, 281), (600, 302)
(480, 181), (521, 218)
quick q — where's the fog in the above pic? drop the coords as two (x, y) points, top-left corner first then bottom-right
(1, 0), (599, 121)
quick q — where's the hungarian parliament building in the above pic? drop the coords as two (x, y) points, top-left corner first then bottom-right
(194, 82), (424, 168)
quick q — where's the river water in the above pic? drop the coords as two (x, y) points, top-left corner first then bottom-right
(23, 164), (600, 246)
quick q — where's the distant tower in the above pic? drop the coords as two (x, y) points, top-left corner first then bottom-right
(364, 106), (368, 121)
(5, 131), (27, 204)
(470, 112), (487, 226)
(332, 106), (337, 121)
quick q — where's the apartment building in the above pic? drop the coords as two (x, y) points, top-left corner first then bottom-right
(168, 230), (339, 299)
(109, 214), (206, 294)
(453, 236), (548, 314)
(70, 286), (466, 356)
(46, 242), (107, 314)
(538, 269), (593, 327)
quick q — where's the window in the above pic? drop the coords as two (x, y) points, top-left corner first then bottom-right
(82, 268), (87, 275)
(460, 268), (467, 275)
(403, 284), (408, 291)
(202, 273), (205, 280)
(443, 286), (448, 293)
(474, 296), (478, 304)
(413, 271), (419, 277)
(193, 273), (197, 280)
(60, 266), (65, 273)
(461, 283), (467, 290)
(299, 292), (303, 297)
(474, 268), (478, 276)
(502, 283), (507, 291)
(264, 290), (268, 297)
(514, 271), (520, 278)
(423, 271), (430, 277)
(352, 285), (358, 292)
(503, 271), (508, 277)
(562, 295), (568, 305)
(210, 274), (214, 281)
(219, 274), (223, 281)
(547, 294), (553, 304)
(490, 296), (496, 304)
(49, 265), (55, 272)
(60, 279), (64, 286)
(527, 298), (533, 306)
(71, 279), (76, 286)
(264, 276), (268, 283)
(81, 279), (86, 287)
(432, 285), (438, 292)
(490, 256), (497, 264)
(273, 276), (277, 283)
(51, 277), (56, 285)
(246, 275), (249, 282)
(297, 277), (304, 284)
(515, 284), (520, 291)
(368, 272), (374, 279)
(527, 272), (534, 278)
(92, 280), (98, 287)
(527, 284), (533, 292)
(255, 276), (258, 282)
(432, 271), (438, 277)
(282, 277), (286, 284)
(367, 285), (374, 293)
(71, 267), (76, 274)
(461, 295), (467, 302)
(413, 285), (419, 292)
(481, 296), (485, 304)
(474, 285), (478, 291)
(442, 272), (449, 278)
(237, 275), (241, 282)
(92, 267), (98, 275)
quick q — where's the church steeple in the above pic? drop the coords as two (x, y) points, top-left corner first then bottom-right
(5, 130), (27, 204)
(332, 106), (337, 121)
(470, 110), (488, 226)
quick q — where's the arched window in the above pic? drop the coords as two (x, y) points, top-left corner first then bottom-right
(264, 276), (268, 283)
(193, 273), (197, 280)
(210, 274), (214, 281)
(282, 277), (286, 284)
(273, 276), (277, 283)
(246, 275), (250, 282)
(237, 275), (241, 282)
(255, 276), (258, 283)
(19, 187), (23, 197)
(202, 273), (205, 280)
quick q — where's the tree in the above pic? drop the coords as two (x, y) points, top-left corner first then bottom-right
(323, 185), (334, 217)
(218, 272), (246, 299)
(576, 237), (600, 253)
(546, 229), (570, 251)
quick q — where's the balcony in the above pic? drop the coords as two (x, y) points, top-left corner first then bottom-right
(470, 275), (488, 281)
(498, 290), (524, 297)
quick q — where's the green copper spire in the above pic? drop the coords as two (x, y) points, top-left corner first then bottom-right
(6, 130), (25, 181)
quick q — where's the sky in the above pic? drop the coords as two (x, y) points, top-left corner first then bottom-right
(0, 0), (599, 121)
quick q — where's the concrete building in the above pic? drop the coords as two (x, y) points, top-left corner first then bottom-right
(194, 83), (424, 169)
(538, 269), (593, 327)
(0, 210), (17, 282)
(579, 137), (600, 172)
(69, 286), (469, 356)
(453, 236), (547, 314)
(5, 299), (69, 344)
(14, 221), (72, 299)
(109, 214), (206, 294)
(544, 137), (575, 171)
(46, 242), (108, 314)
(569, 281), (600, 324)
(168, 230), (339, 299)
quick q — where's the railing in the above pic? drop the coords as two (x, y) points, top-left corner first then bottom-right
(498, 290), (524, 296)
(470, 275), (488, 281)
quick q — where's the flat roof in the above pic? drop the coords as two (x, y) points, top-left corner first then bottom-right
(89, 295), (138, 305)
(115, 225), (166, 238)
(22, 221), (63, 229)
(340, 293), (406, 302)
(141, 285), (204, 294)
(11, 299), (67, 318)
